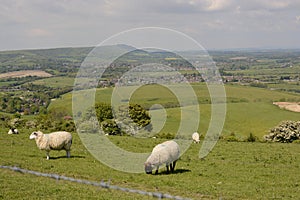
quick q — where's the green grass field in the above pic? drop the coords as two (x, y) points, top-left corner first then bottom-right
(1, 83), (300, 199)
(30, 76), (75, 88)
(1, 131), (300, 199)
(49, 83), (300, 139)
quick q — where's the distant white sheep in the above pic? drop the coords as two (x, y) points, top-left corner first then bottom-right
(192, 132), (200, 143)
(144, 140), (180, 174)
(8, 128), (18, 134)
(29, 131), (72, 160)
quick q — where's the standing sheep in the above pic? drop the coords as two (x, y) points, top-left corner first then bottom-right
(192, 132), (200, 143)
(144, 140), (180, 174)
(29, 131), (72, 160)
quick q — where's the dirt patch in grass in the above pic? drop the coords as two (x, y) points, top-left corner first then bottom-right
(0, 70), (52, 79)
(273, 102), (300, 112)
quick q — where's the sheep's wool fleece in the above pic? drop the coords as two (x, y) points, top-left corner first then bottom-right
(36, 131), (72, 151)
(192, 132), (200, 141)
(146, 140), (180, 166)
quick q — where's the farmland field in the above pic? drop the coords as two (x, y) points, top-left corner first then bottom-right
(1, 47), (300, 199)
(31, 76), (75, 88)
(50, 83), (300, 139)
(0, 70), (52, 79)
(1, 132), (300, 199)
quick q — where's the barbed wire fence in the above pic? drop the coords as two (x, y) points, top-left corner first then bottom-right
(1, 165), (191, 200)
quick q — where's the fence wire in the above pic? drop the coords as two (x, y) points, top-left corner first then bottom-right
(1, 165), (191, 200)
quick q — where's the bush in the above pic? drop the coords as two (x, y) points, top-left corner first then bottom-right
(264, 120), (300, 143)
(101, 119), (122, 135)
(95, 102), (113, 122)
(155, 132), (174, 139)
(245, 133), (257, 142)
(225, 132), (240, 142)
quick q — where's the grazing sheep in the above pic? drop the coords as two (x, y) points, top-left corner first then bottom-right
(29, 131), (72, 160)
(192, 132), (200, 143)
(8, 128), (18, 134)
(144, 140), (180, 174)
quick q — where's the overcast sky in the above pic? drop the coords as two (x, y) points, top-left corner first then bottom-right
(1, 0), (300, 51)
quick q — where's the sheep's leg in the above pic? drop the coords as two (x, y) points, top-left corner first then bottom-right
(66, 150), (71, 158)
(46, 151), (50, 160)
(155, 166), (159, 175)
(171, 160), (177, 172)
(166, 164), (170, 174)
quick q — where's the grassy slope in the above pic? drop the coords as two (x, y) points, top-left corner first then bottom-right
(30, 77), (75, 88)
(1, 131), (300, 199)
(49, 83), (300, 138)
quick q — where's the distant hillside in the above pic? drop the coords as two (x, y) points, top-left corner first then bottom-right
(0, 47), (90, 75)
(0, 44), (138, 74)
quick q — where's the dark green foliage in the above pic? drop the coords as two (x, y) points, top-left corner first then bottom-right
(225, 132), (240, 142)
(91, 103), (152, 135)
(245, 133), (258, 142)
(0, 83), (72, 115)
(116, 104), (152, 135)
(35, 109), (75, 132)
(95, 102), (113, 122)
(0, 114), (11, 128)
(154, 132), (174, 139)
(128, 104), (151, 128)
(101, 119), (122, 135)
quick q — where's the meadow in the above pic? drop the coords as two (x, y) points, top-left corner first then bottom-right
(31, 76), (75, 88)
(1, 131), (300, 199)
(1, 48), (300, 199)
(49, 83), (300, 139)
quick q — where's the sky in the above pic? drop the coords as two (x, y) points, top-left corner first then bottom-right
(1, 0), (300, 51)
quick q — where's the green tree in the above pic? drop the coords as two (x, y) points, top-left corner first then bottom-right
(95, 102), (113, 122)
(101, 119), (121, 135)
(128, 104), (151, 128)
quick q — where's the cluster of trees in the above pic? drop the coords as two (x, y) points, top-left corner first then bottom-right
(78, 102), (152, 135)
(0, 109), (75, 133)
(0, 83), (72, 115)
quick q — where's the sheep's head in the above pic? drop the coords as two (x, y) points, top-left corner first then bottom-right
(29, 131), (43, 140)
(144, 162), (153, 174)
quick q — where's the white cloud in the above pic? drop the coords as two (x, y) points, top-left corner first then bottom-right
(27, 28), (52, 37)
(0, 0), (300, 50)
(205, 0), (232, 11)
(296, 16), (300, 24)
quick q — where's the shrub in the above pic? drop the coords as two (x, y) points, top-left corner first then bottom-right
(95, 102), (113, 122)
(101, 119), (122, 135)
(225, 132), (239, 142)
(264, 120), (300, 143)
(245, 133), (257, 142)
(155, 132), (174, 139)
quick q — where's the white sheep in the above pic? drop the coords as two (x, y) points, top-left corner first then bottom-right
(8, 128), (18, 134)
(29, 131), (72, 160)
(192, 132), (200, 143)
(144, 140), (180, 174)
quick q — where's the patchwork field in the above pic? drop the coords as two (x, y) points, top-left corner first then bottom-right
(0, 70), (52, 79)
(1, 47), (300, 199)
(49, 83), (300, 139)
